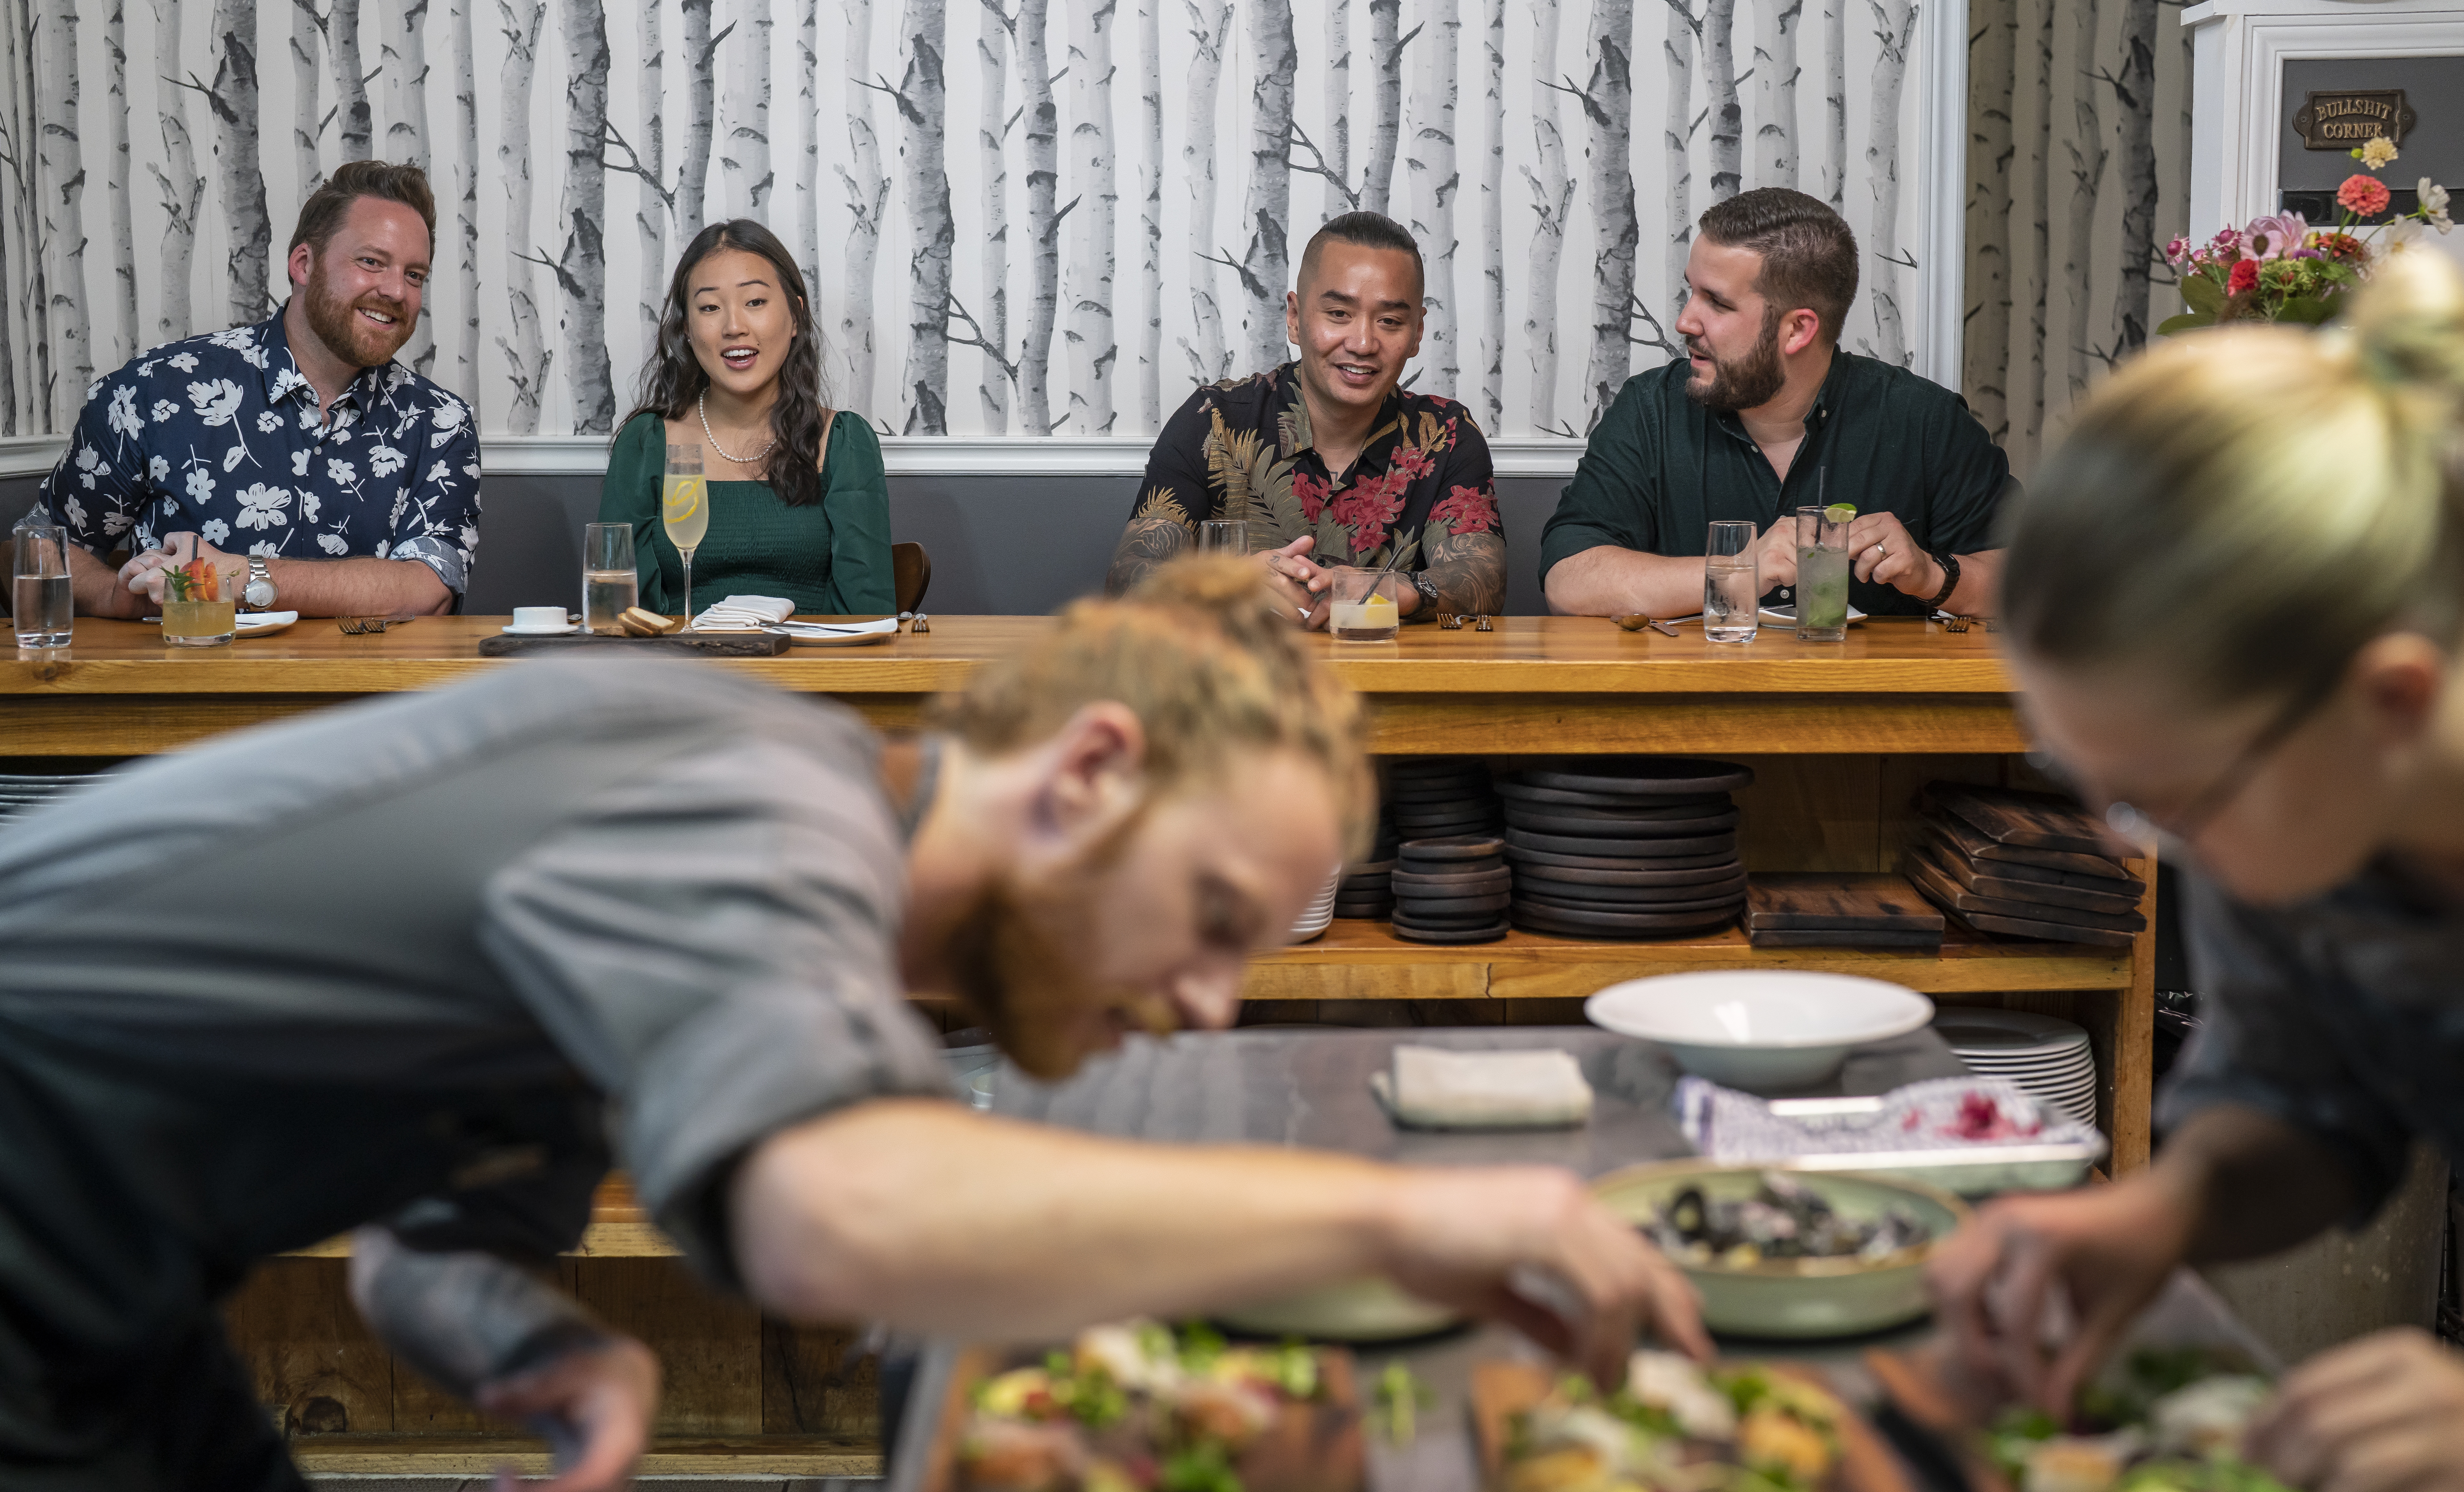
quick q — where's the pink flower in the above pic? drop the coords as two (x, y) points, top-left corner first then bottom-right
(2243, 212), (2309, 260)
(2228, 259), (2260, 295)
(2209, 226), (2245, 257)
(1430, 483), (1498, 537)
(2338, 174), (2393, 218)
(2163, 235), (2189, 266)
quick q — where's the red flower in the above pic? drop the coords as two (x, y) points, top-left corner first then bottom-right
(2315, 231), (2368, 263)
(2338, 173), (2393, 218)
(1430, 482), (1498, 536)
(1390, 444), (1436, 481)
(1330, 470), (1409, 555)
(2227, 259), (2260, 295)
(1292, 469), (1330, 524)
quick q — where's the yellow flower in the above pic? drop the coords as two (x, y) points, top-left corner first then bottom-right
(2358, 135), (2399, 170)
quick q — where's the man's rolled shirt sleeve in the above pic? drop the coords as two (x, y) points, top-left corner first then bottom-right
(1922, 395), (2018, 558)
(2157, 872), (2414, 1223)
(39, 393), (148, 558)
(474, 732), (953, 1291)
(1539, 376), (1662, 584)
(389, 399), (483, 596)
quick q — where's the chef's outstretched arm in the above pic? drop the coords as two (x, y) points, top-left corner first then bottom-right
(728, 1097), (1710, 1390)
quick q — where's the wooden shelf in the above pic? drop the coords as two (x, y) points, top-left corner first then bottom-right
(1243, 918), (2132, 1001)
(285, 1433), (878, 1477)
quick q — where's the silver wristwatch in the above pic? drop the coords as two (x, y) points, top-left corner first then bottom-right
(1410, 570), (1441, 613)
(242, 556), (277, 610)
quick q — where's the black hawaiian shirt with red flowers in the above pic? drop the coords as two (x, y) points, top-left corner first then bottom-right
(1126, 363), (1502, 573)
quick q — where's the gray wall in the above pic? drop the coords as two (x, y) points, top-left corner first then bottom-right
(3, 469), (1574, 618)
(2281, 57), (2464, 193)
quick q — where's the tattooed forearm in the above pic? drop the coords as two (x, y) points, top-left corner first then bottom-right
(348, 1225), (616, 1398)
(1104, 515), (1196, 597)
(1414, 532), (1508, 619)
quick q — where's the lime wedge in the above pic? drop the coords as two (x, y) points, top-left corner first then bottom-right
(1823, 502), (1858, 524)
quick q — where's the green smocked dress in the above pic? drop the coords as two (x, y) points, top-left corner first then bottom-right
(598, 409), (896, 616)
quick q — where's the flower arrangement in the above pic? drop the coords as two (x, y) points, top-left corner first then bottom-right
(2160, 135), (2452, 335)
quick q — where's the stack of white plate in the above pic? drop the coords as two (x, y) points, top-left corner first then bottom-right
(1287, 867), (1342, 943)
(1933, 1008), (2099, 1127)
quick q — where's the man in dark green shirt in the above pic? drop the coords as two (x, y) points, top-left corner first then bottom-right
(1541, 189), (2015, 620)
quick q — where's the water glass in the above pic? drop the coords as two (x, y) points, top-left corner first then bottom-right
(1704, 521), (1758, 643)
(1199, 519), (1249, 556)
(1794, 506), (1851, 642)
(11, 521), (71, 648)
(1328, 570), (1404, 641)
(581, 522), (638, 633)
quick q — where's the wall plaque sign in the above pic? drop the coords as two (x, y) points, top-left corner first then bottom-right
(2293, 90), (2416, 149)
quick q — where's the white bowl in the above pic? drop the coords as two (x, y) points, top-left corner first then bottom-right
(1585, 971), (1935, 1091)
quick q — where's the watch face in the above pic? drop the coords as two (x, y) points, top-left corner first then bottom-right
(244, 578), (276, 607)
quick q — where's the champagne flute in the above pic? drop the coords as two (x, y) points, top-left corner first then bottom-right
(662, 444), (708, 629)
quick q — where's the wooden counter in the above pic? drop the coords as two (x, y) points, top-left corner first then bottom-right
(7, 613), (2151, 1476)
(3, 613), (2027, 754)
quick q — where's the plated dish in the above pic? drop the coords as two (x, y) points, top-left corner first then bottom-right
(1475, 1350), (1905, 1492)
(1593, 1162), (1967, 1338)
(933, 1319), (1361, 1492)
(1990, 1348), (2286, 1492)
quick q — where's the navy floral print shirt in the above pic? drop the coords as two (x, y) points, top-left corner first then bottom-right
(38, 308), (481, 595)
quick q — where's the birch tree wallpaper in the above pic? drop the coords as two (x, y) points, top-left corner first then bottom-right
(0, 0), (2166, 467)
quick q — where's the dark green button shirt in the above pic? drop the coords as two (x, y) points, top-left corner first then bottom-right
(1538, 351), (2019, 616)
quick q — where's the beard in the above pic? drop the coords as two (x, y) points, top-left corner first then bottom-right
(1683, 315), (1787, 414)
(940, 815), (1175, 1081)
(302, 262), (416, 369)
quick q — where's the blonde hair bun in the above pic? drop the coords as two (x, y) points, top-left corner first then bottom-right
(2343, 249), (2464, 433)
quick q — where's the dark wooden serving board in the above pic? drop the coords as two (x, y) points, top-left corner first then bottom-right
(1746, 873), (1947, 932)
(1749, 927), (1945, 947)
(477, 630), (792, 657)
(1924, 811), (2135, 884)
(1924, 783), (2112, 856)
(1941, 905), (2137, 948)
(1921, 839), (2145, 915)
(1906, 850), (2147, 933)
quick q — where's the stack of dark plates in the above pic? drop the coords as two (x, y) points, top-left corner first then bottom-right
(1382, 757), (1502, 841)
(1391, 835), (1511, 944)
(1333, 809), (1402, 920)
(1497, 757), (1754, 938)
(1905, 784), (2147, 948)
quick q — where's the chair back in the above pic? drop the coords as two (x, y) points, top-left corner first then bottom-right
(892, 541), (932, 615)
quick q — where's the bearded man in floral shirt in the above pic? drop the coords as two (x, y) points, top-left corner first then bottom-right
(40, 160), (478, 619)
(1106, 212), (1505, 624)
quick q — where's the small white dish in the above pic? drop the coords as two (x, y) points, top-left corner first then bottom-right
(1586, 970), (1935, 1091)
(235, 610), (300, 637)
(500, 621), (579, 636)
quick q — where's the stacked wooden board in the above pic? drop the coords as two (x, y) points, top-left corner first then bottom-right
(1745, 873), (1946, 948)
(1905, 784), (2148, 948)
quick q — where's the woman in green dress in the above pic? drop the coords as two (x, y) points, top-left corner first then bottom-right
(600, 218), (895, 617)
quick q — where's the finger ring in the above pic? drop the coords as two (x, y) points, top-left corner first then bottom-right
(1876, 543), (1889, 557)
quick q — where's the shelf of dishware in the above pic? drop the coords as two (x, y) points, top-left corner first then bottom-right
(1245, 918), (2133, 1001)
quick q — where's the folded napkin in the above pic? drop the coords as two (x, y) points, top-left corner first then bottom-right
(1370, 1046), (1594, 1131)
(1674, 1074), (2102, 1163)
(692, 594), (797, 630)
(774, 617), (901, 638)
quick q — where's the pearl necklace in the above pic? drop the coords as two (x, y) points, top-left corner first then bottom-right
(699, 389), (777, 465)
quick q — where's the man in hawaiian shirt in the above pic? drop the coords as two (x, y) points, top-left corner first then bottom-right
(1106, 211), (1505, 624)
(42, 159), (479, 619)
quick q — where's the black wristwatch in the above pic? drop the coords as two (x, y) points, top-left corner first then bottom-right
(1921, 551), (1961, 610)
(1410, 570), (1441, 614)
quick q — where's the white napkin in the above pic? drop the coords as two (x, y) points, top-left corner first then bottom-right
(774, 617), (901, 638)
(1370, 1046), (1594, 1131)
(692, 594), (797, 630)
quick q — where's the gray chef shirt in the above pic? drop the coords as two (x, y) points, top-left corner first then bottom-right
(2161, 863), (2464, 1221)
(0, 658), (951, 1386)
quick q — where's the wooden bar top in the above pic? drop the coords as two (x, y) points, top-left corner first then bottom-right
(6, 613), (2012, 698)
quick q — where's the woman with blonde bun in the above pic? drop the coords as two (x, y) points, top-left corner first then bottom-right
(1930, 250), (2464, 1492)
